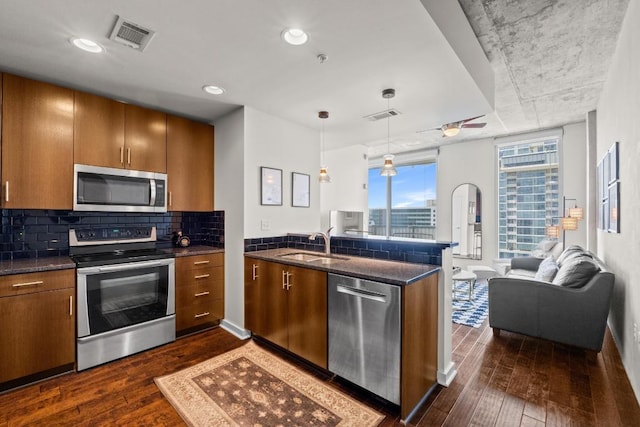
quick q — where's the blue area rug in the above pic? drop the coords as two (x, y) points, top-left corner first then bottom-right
(452, 279), (489, 328)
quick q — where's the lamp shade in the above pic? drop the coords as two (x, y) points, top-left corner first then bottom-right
(318, 166), (331, 183)
(379, 154), (397, 176)
(545, 225), (560, 238)
(561, 216), (578, 230)
(568, 206), (584, 220)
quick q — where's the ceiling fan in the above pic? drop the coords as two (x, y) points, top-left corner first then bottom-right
(420, 115), (487, 137)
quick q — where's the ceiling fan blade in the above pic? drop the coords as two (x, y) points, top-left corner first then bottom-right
(461, 115), (485, 123)
(461, 123), (487, 128)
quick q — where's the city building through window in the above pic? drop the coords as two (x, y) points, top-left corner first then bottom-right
(368, 163), (437, 239)
(497, 134), (561, 258)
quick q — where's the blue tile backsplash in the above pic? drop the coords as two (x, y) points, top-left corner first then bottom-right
(244, 234), (451, 265)
(1, 209), (224, 261)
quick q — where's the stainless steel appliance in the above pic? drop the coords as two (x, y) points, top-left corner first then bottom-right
(328, 273), (401, 404)
(70, 226), (175, 371)
(74, 164), (167, 212)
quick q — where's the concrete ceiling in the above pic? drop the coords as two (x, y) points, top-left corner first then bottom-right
(443, 0), (630, 148)
(0, 1), (630, 158)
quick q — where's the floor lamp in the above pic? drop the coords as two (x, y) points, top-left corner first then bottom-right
(560, 196), (583, 246)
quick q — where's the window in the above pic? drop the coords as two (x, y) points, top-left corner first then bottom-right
(368, 163), (437, 239)
(497, 136), (560, 258)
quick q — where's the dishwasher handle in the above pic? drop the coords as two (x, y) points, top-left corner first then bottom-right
(336, 284), (387, 303)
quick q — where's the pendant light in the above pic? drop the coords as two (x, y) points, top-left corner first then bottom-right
(318, 111), (331, 183)
(380, 88), (398, 177)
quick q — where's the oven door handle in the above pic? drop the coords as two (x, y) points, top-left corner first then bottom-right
(79, 260), (172, 274)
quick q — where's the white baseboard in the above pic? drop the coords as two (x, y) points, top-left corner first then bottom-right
(437, 361), (458, 387)
(220, 319), (251, 340)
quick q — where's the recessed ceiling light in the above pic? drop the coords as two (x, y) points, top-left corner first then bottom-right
(70, 37), (104, 53)
(281, 28), (308, 45)
(202, 85), (225, 95)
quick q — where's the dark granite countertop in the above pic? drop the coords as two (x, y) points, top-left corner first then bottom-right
(166, 246), (225, 257)
(0, 256), (76, 276)
(245, 248), (439, 286)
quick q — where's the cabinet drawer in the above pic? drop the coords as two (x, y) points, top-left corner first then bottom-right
(0, 269), (75, 298)
(176, 265), (223, 288)
(176, 253), (223, 273)
(176, 280), (223, 306)
(176, 298), (223, 331)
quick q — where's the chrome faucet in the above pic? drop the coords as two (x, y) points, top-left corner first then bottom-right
(309, 227), (334, 255)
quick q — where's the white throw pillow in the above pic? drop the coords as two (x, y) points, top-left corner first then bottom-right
(534, 256), (559, 282)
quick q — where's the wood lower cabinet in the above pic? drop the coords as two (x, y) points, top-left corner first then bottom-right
(175, 253), (224, 336)
(0, 269), (75, 388)
(244, 258), (327, 368)
(167, 114), (214, 211)
(1, 74), (74, 209)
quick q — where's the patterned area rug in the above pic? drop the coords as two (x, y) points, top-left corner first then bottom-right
(155, 340), (383, 426)
(452, 279), (489, 328)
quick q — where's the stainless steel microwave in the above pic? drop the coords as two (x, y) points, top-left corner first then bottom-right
(74, 164), (167, 212)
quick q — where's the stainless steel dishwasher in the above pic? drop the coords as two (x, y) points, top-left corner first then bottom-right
(328, 273), (401, 404)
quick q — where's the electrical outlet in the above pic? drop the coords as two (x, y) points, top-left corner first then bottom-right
(261, 219), (270, 231)
(635, 322), (639, 345)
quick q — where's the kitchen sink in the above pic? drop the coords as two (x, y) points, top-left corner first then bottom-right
(279, 252), (349, 264)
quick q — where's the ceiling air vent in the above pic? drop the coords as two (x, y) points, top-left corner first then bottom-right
(109, 16), (155, 51)
(363, 108), (401, 121)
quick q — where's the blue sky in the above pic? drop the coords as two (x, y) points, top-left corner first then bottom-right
(368, 163), (437, 209)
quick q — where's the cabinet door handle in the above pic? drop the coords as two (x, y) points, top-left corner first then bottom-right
(127, 148), (131, 165)
(194, 312), (210, 318)
(194, 260), (210, 265)
(252, 264), (259, 280)
(69, 295), (73, 316)
(4, 181), (8, 203)
(120, 147), (124, 165)
(194, 291), (210, 297)
(286, 272), (292, 290)
(194, 274), (210, 279)
(11, 280), (44, 288)
(282, 270), (287, 289)
(169, 191), (172, 207)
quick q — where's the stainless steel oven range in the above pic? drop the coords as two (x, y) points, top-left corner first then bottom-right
(70, 226), (175, 371)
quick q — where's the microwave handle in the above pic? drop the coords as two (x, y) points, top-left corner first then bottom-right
(150, 179), (157, 206)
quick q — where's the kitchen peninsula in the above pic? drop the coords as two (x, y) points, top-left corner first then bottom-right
(244, 248), (439, 421)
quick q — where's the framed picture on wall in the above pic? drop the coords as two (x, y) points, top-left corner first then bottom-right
(608, 141), (619, 184)
(608, 181), (620, 233)
(260, 167), (282, 206)
(291, 172), (310, 208)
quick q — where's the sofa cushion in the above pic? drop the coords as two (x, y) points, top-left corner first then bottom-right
(552, 255), (600, 288)
(556, 245), (588, 266)
(534, 256), (559, 282)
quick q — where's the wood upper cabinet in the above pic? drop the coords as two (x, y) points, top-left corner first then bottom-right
(175, 253), (224, 335)
(125, 104), (167, 173)
(0, 269), (75, 387)
(1, 74), (74, 209)
(74, 92), (167, 173)
(74, 91), (125, 168)
(167, 114), (214, 211)
(244, 258), (327, 368)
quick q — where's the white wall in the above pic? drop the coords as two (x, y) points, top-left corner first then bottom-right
(436, 122), (587, 269)
(214, 108), (245, 332)
(214, 106), (323, 333)
(320, 145), (369, 229)
(596, 0), (640, 401)
(244, 107), (321, 236)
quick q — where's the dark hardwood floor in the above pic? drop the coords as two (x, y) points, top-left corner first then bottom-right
(1, 320), (639, 426)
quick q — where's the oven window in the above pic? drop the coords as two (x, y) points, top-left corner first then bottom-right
(85, 265), (169, 335)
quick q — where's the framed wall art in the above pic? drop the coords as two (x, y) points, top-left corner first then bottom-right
(291, 172), (310, 208)
(260, 167), (282, 206)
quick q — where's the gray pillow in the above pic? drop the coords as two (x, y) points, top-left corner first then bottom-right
(534, 256), (558, 282)
(552, 255), (600, 288)
(556, 245), (586, 266)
